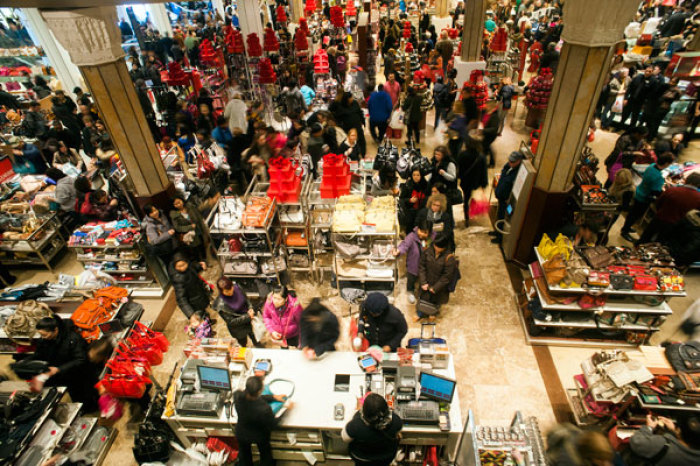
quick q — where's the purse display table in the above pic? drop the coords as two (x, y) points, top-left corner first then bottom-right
(164, 349), (463, 463)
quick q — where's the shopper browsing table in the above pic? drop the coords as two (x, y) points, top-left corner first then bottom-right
(620, 153), (674, 243)
(22, 316), (90, 407)
(417, 234), (457, 321)
(299, 299), (339, 360)
(234, 376), (293, 466)
(262, 286), (303, 348)
(357, 293), (408, 352)
(416, 193), (455, 252)
(342, 393), (403, 466)
(214, 277), (259, 347)
(627, 414), (700, 465)
(638, 173), (700, 244)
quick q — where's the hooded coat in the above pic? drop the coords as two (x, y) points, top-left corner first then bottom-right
(169, 261), (211, 318)
(359, 293), (408, 351)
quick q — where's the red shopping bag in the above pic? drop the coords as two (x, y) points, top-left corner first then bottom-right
(468, 196), (490, 217)
(107, 344), (152, 377)
(132, 321), (170, 352)
(100, 373), (150, 399)
(423, 446), (439, 466)
(349, 318), (369, 352)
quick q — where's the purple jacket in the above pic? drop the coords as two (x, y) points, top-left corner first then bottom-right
(262, 295), (302, 338)
(397, 228), (425, 276)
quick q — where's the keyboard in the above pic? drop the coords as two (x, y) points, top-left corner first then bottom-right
(397, 400), (440, 425)
(177, 391), (222, 417)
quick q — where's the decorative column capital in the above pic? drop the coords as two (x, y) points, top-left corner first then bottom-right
(40, 6), (124, 66)
(562, 0), (640, 47)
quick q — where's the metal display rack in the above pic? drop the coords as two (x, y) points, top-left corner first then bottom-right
(68, 239), (169, 298)
(518, 247), (686, 348)
(307, 179), (366, 284)
(207, 178), (284, 298)
(0, 213), (65, 275)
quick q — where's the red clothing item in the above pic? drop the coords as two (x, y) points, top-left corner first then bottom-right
(656, 185), (700, 224)
(384, 80), (401, 107)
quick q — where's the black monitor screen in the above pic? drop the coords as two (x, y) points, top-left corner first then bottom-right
(197, 366), (231, 392)
(419, 371), (456, 403)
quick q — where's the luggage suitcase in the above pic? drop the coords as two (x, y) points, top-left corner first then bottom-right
(407, 323), (446, 349)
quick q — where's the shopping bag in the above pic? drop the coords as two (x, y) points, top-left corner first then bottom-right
(100, 373), (150, 399)
(251, 315), (267, 341)
(127, 333), (164, 366)
(468, 195), (490, 217)
(389, 109), (405, 129)
(131, 321), (170, 352)
(611, 95), (624, 114)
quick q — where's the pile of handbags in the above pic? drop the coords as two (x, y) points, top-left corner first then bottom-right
(331, 195), (397, 233)
(373, 139), (399, 172)
(71, 286), (129, 342)
(396, 142), (430, 179)
(242, 196), (275, 228)
(99, 321), (169, 399)
(213, 196), (245, 231)
(2, 300), (53, 339)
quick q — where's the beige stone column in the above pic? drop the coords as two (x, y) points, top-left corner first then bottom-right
(291, 0), (304, 23)
(512, 0), (641, 264)
(435, 0), (449, 17)
(238, 0), (264, 41)
(453, 0), (487, 85)
(41, 6), (171, 201)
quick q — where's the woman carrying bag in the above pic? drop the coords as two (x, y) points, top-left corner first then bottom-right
(428, 145), (460, 206)
(142, 203), (177, 265)
(457, 130), (489, 227)
(170, 194), (208, 264)
(213, 277), (261, 347)
(262, 286), (302, 348)
(417, 234), (456, 322)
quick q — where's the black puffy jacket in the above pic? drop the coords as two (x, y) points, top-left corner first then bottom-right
(169, 262), (211, 317)
(359, 299), (408, 351)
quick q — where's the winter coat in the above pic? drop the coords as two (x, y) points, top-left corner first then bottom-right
(402, 93), (423, 124)
(359, 294), (408, 351)
(299, 309), (339, 356)
(213, 286), (253, 343)
(457, 148), (488, 192)
(397, 228), (425, 276)
(494, 163), (520, 202)
(170, 206), (204, 248)
(169, 261), (211, 318)
(419, 246), (457, 305)
(142, 212), (174, 246)
(368, 90), (393, 123)
(262, 295), (302, 339)
(25, 317), (86, 376)
(55, 176), (77, 212)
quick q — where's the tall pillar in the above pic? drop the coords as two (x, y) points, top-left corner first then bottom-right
(41, 6), (172, 203)
(146, 3), (173, 36)
(512, 0), (641, 264)
(238, 0), (264, 40)
(436, 0), (449, 17)
(453, 0), (487, 85)
(290, 0), (304, 23)
(20, 8), (83, 94)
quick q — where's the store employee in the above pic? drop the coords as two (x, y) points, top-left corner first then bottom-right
(357, 293), (408, 352)
(234, 376), (293, 466)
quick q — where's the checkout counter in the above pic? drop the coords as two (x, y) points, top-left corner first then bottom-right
(164, 348), (463, 464)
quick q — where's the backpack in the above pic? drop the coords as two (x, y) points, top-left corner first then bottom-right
(336, 55), (347, 72)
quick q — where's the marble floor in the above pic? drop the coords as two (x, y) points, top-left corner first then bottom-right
(3, 101), (699, 464)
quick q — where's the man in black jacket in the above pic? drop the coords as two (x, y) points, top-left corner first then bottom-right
(299, 299), (339, 360)
(490, 151), (524, 243)
(358, 292), (408, 352)
(22, 101), (48, 140)
(234, 376), (292, 466)
(619, 66), (652, 130)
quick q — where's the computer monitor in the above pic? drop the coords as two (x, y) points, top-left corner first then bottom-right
(419, 371), (456, 403)
(197, 366), (232, 392)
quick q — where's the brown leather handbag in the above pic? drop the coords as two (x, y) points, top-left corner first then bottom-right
(579, 246), (614, 269)
(543, 255), (566, 286)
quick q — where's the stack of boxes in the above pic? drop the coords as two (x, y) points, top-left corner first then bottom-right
(320, 153), (351, 199)
(246, 33), (263, 57)
(258, 57), (277, 84)
(263, 27), (280, 52)
(267, 156), (302, 203)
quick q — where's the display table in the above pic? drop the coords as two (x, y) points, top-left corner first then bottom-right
(164, 349), (463, 463)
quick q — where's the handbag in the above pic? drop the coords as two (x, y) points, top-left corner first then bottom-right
(542, 255), (566, 286)
(261, 257), (287, 274)
(579, 245), (614, 269)
(251, 314), (267, 341)
(288, 254), (309, 268)
(610, 274), (634, 290)
(224, 260), (259, 275)
(100, 373), (150, 398)
(469, 195), (490, 217)
(132, 321), (170, 352)
(337, 259), (368, 278)
(10, 359), (49, 379)
(416, 292), (439, 316)
(333, 235), (369, 258)
(285, 231), (308, 247)
(665, 342), (700, 373)
(370, 240), (393, 259)
(241, 235), (267, 252)
(633, 274), (658, 291)
(3, 300), (53, 338)
(194, 149), (216, 178)
(447, 187), (464, 206)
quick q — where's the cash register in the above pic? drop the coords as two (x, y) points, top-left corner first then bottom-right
(396, 370), (455, 426)
(176, 365), (230, 417)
